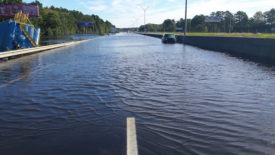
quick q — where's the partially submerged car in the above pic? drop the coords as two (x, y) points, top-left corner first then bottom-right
(162, 34), (176, 44)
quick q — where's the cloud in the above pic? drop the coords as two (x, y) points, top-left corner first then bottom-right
(78, 0), (274, 28)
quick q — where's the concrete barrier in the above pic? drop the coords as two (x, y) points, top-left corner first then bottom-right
(140, 33), (163, 39)
(0, 39), (89, 61)
(141, 33), (275, 65)
(181, 36), (275, 64)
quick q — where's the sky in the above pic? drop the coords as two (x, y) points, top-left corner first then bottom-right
(24, 0), (274, 28)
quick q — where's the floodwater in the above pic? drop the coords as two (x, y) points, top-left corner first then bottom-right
(0, 33), (275, 155)
(40, 34), (98, 45)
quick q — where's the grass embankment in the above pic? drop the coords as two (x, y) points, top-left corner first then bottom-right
(149, 32), (275, 39)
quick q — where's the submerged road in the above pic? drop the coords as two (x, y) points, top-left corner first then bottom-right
(0, 33), (275, 155)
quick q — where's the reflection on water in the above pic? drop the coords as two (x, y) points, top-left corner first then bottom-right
(40, 34), (99, 45)
(0, 33), (275, 155)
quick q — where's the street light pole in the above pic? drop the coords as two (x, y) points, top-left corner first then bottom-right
(138, 4), (150, 33)
(184, 0), (188, 37)
(144, 9), (146, 32)
(142, 7), (149, 33)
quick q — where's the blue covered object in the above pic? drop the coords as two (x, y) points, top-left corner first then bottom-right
(0, 20), (40, 52)
(33, 28), (40, 45)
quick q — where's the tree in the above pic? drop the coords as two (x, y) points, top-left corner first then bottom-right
(28, 1), (115, 36)
(249, 11), (267, 33)
(1, 0), (22, 4)
(163, 19), (176, 32)
(253, 11), (265, 24)
(234, 11), (249, 32)
(46, 28), (53, 36)
(0, 0), (114, 36)
(137, 9), (275, 33)
(224, 11), (234, 33)
(176, 18), (185, 28)
(191, 15), (206, 32)
(206, 11), (225, 32)
(265, 9), (275, 27)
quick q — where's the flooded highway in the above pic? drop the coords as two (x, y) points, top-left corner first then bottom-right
(0, 33), (275, 155)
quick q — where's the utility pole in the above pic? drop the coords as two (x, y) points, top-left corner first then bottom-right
(229, 17), (231, 33)
(144, 9), (146, 32)
(190, 20), (192, 32)
(184, 0), (188, 37)
(138, 4), (149, 33)
(142, 7), (149, 33)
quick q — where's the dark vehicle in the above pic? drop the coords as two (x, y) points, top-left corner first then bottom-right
(162, 34), (176, 43)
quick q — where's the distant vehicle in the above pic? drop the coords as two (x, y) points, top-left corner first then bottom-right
(162, 34), (176, 44)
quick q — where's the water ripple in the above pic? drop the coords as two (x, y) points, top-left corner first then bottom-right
(0, 33), (275, 155)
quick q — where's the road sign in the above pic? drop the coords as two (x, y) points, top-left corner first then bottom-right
(0, 4), (39, 17)
(78, 22), (93, 28)
(205, 16), (222, 23)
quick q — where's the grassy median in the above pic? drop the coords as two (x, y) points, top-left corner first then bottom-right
(149, 32), (275, 39)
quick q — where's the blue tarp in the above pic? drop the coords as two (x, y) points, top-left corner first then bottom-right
(33, 28), (40, 45)
(0, 20), (40, 52)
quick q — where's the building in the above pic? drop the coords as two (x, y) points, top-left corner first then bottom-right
(176, 27), (183, 32)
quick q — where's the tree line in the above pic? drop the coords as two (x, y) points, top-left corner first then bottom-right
(139, 9), (275, 33)
(0, 0), (115, 36)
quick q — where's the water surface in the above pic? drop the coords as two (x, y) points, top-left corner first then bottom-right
(0, 33), (275, 155)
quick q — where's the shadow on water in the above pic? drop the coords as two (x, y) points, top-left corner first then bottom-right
(196, 46), (275, 67)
